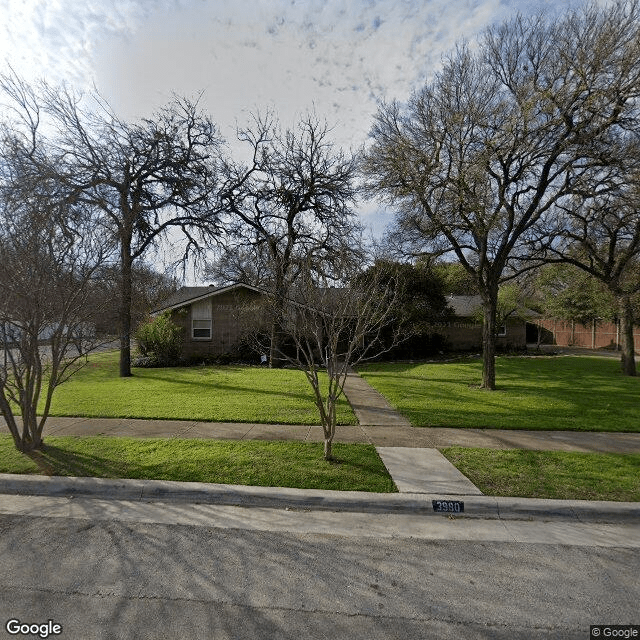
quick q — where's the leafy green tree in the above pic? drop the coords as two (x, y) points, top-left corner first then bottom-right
(534, 264), (617, 325)
(431, 262), (479, 296)
(361, 260), (451, 358)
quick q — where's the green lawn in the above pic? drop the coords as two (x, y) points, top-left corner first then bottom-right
(42, 351), (356, 425)
(0, 435), (396, 492)
(441, 447), (640, 502)
(358, 356), (640, 431)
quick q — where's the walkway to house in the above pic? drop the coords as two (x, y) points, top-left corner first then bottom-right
(3, 369), (638, 496)
(342, 370), (640, 495)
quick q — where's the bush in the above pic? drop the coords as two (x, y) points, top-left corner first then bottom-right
(135, 313), (183, 365)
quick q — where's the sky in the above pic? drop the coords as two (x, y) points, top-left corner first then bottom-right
(0, 0), (587, 274)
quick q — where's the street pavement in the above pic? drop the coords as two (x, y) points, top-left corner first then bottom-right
(2, 514), (637, 639)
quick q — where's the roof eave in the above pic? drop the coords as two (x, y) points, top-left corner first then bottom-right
(152, 282), (265, 315)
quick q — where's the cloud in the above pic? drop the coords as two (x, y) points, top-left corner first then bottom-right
(2, 0), (585, 145)
(84, 0), (523, 150)
(1, 1), (153, 85)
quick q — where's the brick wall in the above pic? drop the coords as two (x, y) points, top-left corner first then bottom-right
(171, 289), (263, 358)
(535, 318), (640, 353)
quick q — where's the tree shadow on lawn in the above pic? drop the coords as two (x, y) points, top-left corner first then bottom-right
(362, 356), (631, 386)
(403, 398), (639, 431)
(22, 440), (396, 491)
(26, 444), (128, 479)
(138, 369), (318, 403)
(25, 442), (221, 482)
(327, 448), (396, 475)
(400, 380), (639, 430)
(361, 358), (640, 431)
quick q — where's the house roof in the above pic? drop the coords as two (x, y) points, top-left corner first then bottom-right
(156, 286), (214, 310)
(447, 295), (482, 317)
(153, 283), (263, 314)
(447, 294), (540, 319)
(155, 288), (539, 319)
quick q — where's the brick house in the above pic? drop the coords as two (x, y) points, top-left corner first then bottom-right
(153, 287), (531, 360)
(152, 283), (265, 359)
(430, 295), (531, 351)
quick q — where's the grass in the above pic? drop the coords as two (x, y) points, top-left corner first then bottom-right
(42, 351), (356, 425)
(358, 355), (640, 431)
(0, 435), (396, 492)
(440, 447), (640, 502)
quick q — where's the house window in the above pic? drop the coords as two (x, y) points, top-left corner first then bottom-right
(497, 324), (507, 337)
(192, 300), (212, 340)
(192, 319), (212, 339)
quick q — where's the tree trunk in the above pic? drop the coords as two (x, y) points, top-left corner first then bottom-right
(269, 288), (285, 369)
(18, 399), (43, 452)
(269, 319), (284, 369)
(119, 238), (133, 378)
(0, 397), (22, 451)
(19, 434), (43, 452)
(481, 288), (498, 390)
(323, 437), (333, 461)
(618, 295), (636, 377)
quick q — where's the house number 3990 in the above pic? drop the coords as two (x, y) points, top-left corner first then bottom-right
(432, 500), (464, 513)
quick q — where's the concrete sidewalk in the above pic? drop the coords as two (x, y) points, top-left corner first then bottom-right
(10, 414), (639, 454)
(341, 371), (412, 427)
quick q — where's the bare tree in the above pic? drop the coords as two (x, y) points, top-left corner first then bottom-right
(362, 1), (640, 389)
(0, 71), (224, 377)
(91, 262), (179, 336)
(203, 243), (273, 288)
(0, 151), (110, 452)
(247, 261), (400, 460)
(219, 113), (362, 367)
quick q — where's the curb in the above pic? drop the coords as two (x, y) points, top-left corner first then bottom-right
(1, 474), (638, 524)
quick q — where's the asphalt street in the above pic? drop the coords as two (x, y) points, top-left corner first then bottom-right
(0, 504), (638, 640)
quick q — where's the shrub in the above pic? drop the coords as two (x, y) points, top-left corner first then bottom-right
(135, 313), (183, 365)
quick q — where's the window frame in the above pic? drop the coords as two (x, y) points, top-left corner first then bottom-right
(191, 300), (212, 341)
(192, 318), (212, 340)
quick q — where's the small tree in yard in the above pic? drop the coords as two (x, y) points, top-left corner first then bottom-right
(247, 262), (399, 460)
(0, 193), (109, 452)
